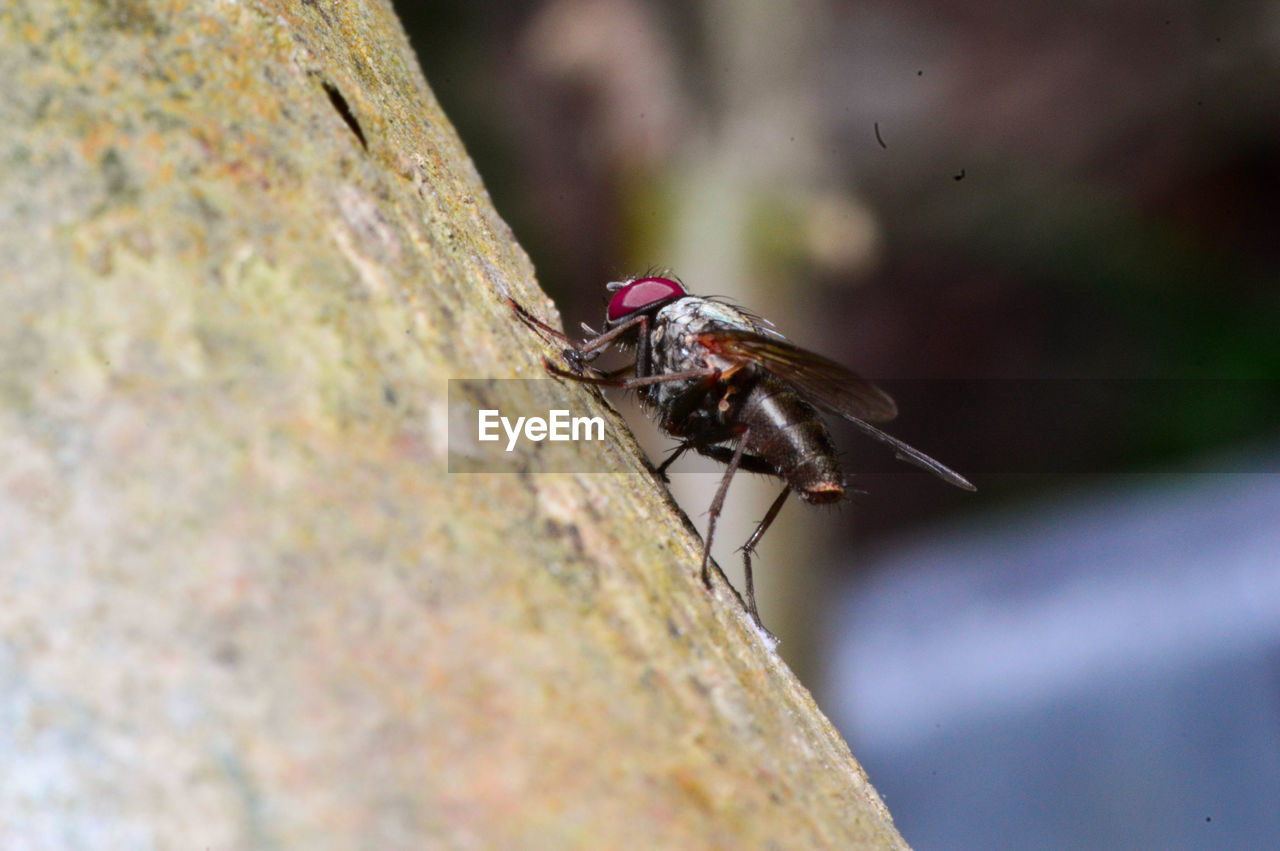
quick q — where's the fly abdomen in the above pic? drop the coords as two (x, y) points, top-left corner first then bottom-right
(739, 378), (845, 504)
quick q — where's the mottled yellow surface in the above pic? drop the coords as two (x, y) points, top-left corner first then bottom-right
(0, 1), (906, 847)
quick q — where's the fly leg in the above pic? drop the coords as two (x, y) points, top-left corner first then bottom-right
(700, 433), (749, 594)
(508, 298), (603, 373)
(544, 360), (718, 389)
(654, 442), (693, 482)
(506, 296), (574, 344)
(508, 297), (654, 374)
(688, 443), (779, 630)
(740, 486), (791, 631)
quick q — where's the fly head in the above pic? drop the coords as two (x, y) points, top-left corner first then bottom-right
(605, 276), (688, 326)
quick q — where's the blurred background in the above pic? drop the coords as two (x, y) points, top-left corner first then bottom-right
(402, 1), (1280, 846)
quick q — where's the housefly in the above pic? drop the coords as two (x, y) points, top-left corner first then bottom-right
(510, 275), (974, 634)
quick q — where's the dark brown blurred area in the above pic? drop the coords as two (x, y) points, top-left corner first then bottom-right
(402, 0), (1280, 536)
(401, 7), (1280, 844)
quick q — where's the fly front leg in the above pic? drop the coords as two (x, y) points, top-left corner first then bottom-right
(508, 297), (652, 374)
(506, 296), (574, 343)
(507, 297), (599, 372)
(560, 312), (651, 374)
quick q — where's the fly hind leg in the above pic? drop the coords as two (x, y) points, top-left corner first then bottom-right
(693, 442), (781, 632)
(740, 486), (792, 632)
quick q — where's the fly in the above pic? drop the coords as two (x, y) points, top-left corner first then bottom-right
(510, 275), (974, 635)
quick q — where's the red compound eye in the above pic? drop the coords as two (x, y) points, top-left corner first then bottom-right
(606, 277), (687, 322)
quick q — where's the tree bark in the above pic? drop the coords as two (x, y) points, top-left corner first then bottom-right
(0, 1), (907, 847)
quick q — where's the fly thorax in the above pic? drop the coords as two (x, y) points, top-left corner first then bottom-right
(652, 298), (760, 372)
(642, 298), (766, 428)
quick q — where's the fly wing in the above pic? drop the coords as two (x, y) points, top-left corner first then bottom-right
(698, 330), (976, 491)
(839, 416), (977, 491)
(697, 330), (899, 422)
